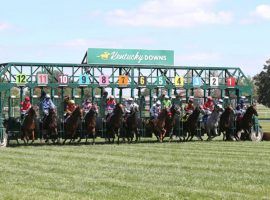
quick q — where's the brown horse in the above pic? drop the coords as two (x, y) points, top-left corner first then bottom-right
(166, 105), (181, 142)
(184, 106), (202, 141)
(84, 104), (98, 144)
(43, 108), (59, 143)
(22, 107), (37, 144)
(106, 103), (124, 144)
(219, 105), (236, 141)
(125, 105), (139, 143)
(236, 105), (258, 140)
(63, 106), (83, 144)
(148, 108), (168, 142)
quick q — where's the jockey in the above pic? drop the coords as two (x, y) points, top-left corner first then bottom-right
(184, 98), (195, 114)
(106, 95), (116, 114)
(125, 97), (139, 114)
(162, 95), (172, 109)
(20, 96), (32, 119)
(235, 96), (247, 121)
(82, 99), (92, 113)
(41, 94), (56, 116)
(203, 96), (215, 112)
(239, 96), (247, 110)
(150, 100), (161, 119)
(65, 99), (76, 118)
(63, 95), (70, 113)
(183, 98), (194, 120)
(202, 96), (214, 126)
(223, 96), (230, 108)
(216, 99), (224, 112)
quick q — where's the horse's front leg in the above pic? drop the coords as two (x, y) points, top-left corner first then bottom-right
(117, 128), (120, 145)
(31, 130), (35, 144)
(135, 128), (139, 142)
(161, 128), (166, 142)
(92, 128), (96, 145)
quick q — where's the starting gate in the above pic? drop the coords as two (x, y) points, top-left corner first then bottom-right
(0, 50), (254, 146)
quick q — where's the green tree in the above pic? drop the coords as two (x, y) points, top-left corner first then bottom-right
(254, 59), (270, 107)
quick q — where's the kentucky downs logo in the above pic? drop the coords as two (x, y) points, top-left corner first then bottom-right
(97, 51), (168, 64)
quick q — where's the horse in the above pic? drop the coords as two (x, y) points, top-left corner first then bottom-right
(106, 103), (124, 144)
(63, 106), (83, 144)
(219, 105), (236, 141)
(83, 104), (98, 144)
(43, 108), (59, 143)
(184, 106), (202, 141)
(125, 105), (140, 143)
(147, 108), (168, 142)
(166, 105), (181, 142)
(236, 105), (258, 140)
(3, 117), (21, 145)
(21, 107), (37, 144)
(205, 105), (224, 140)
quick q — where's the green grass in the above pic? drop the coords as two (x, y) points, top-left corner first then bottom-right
(1, 141), (270, 200)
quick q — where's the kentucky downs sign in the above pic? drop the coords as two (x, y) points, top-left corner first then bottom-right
(87, 48), (174, 66)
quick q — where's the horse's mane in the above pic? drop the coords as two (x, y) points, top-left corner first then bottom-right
(157, 109), (167, 120)
(113, 103), (123, 115)
(188, 107), (200, 120)
(28, 107), (36, 117)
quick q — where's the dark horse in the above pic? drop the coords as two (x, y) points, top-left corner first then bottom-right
(125, 105), (140, 143)
(83, 104), (98, 144)
(3, 117), (21, 145)
(148, 108), (168, 142)
(219, 105), (236, 141)
(106, 103), (124, 144)
(63, 106), (82, 144)
(184, 106), (202, 141)
(166, 105), (181, 142)
(236, 105), (258, 140)
(22, 107), (37, 144)
(43, 108), (59, 143)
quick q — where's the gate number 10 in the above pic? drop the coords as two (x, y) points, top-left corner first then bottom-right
(58, 75), (69, 85)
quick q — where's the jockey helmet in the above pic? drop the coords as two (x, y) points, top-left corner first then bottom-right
(128, 97), (133, 101)
(188, 99), (194, 103)
(25, 96), (30, 101)
(224, 96), (229, 99)
(240, 96), (246, 99)
(218, 99), (223, 103)
(45, 94), (51, 98)
(156, 100), (161, 106)
(69, 100), (75, 104)
(109, 95), (114, 99)
(85, 99), (91, 103)
(165, 95), (169, 99)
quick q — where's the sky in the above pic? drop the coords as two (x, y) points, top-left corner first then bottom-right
(0, 0), (270, 76)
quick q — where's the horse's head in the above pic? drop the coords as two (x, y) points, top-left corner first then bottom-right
(130, 105), (139, 114)
(114, 103), (124, 115)
(49, 108), (56, 115)
(246, 105), (258, 116)
(194, 106), (203, 116)
(28, 107), (37, 117)
(72, 106), (83, 119)
(170, 105), (180, 115)
(214, 104), (224, 113)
